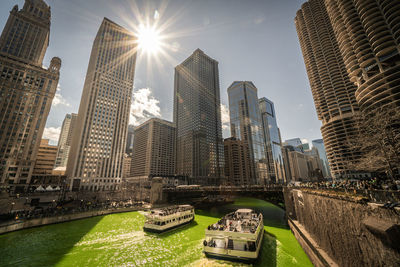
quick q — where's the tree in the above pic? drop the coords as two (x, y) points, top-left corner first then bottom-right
(347, 106), (400, 180)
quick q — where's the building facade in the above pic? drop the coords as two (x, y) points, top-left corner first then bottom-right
(32, 139), (57, 175)
(67, 18), (137, 191)
(285, 145), (324, 182)
(228, 81), (266, 185)
(54, 113), (77, 169)
(0, 0), (61, 192)
(122, 153), (132, 178)
(130, 118), (175, 179)
(259, 97), (286, 184)
(295, 0), (363, 179)
(126, 124), (134, 154)
(174, 49), (224, 184)
(312, 139), (331, 178)
(223, 137), (252, 186)
(324, 0), (400, 113)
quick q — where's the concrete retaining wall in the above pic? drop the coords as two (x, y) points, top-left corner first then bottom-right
(284, 188), (400, 267)
(0, 207), (138, 235)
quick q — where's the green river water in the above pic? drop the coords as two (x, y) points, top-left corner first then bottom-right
(0, 198), (312, 267)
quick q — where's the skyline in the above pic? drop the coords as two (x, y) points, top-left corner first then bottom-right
(0, 0), (320, 146)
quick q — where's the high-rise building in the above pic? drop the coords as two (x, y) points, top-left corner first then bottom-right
(174, 49), (224, 184)
(295, 0), (363, 179)
(312, 139), (331, 178)
(0, 0), (61, 192)
(223, 137), (252, 186)
(130, 118), (175, 179)
(259, 97), (286, 184)
(32, 139), (57, 175)
(54, 113), (77, 169)
(228, 81), (266, 185)
(126, 124), (135, 154)
(67, 18), (137, 191)
(324, 0), (400, 113)
(284, 138), (303, 152)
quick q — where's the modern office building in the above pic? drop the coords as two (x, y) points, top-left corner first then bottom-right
(259, 97), (286, 184)
(33, 139), (58, 175)
(67, 18), (137, 191)
(130, 118), (175, 179)
(325, 0), (400, 113)
(295, 0), (363, 179)
(174, 49), (224, 184)
(54, 113), (77, 169)
(223, 137), (252, 186)
(126, 124), (135, 154)
(284, 138), (303, 152)
(0, 0), (61, 192)
(312, 139), (331, 178)
(228, 81), (266, 185)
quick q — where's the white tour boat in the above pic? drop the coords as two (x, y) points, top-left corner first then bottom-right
(143, 204), (195, 233)
(203, 209), (264, 262)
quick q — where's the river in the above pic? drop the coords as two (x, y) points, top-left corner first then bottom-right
(0, 198), (312, 266)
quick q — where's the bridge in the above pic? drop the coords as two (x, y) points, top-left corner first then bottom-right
(158, 185), (285, 206)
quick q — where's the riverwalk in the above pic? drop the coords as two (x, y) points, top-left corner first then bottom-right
(0, 206), (141, 235)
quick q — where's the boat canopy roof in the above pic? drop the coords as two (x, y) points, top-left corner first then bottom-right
(236, 209), (253, 214)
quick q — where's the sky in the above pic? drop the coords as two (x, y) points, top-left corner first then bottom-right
(0, 0), (320, 146)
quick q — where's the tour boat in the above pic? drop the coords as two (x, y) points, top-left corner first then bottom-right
(203, 209), (264, 262)
(143, 204), (195, 233)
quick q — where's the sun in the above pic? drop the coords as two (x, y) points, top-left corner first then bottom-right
(137, 24), (161, 54)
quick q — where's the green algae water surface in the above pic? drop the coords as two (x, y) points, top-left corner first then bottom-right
(0, 198), (312, 267)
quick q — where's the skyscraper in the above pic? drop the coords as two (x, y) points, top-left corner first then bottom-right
(0, 0), (61, 192)
(174, 49), (224, 184)
(67, 18), (137, 191)
(312, 139), (331, 178)
(54, 113), (77, 169)
(295, 0), (363, 179)
(130, 118), (175, 179)
(324, 0), (400, 113)
(228, 81), (266, 185)
(259, 97), (286, 183)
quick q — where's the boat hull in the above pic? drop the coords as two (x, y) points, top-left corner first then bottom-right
(203, 229), (264, 262)
(143, 218), (194, 233)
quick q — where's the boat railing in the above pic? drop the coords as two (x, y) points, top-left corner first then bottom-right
(146, 209), (193, 221)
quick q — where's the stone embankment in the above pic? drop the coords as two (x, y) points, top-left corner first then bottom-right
(284, 187), (400, 267)
(0, 207), (139, 235)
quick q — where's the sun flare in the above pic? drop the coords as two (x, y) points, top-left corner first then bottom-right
(137, 24), (161, 54)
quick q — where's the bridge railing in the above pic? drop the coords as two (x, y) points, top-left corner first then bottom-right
(163, 185), (284, 192)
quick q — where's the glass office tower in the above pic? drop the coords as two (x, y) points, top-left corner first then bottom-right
(228, 81), (267, 185)
(259, 97), (286, 183)
(174, 49), (224, 184)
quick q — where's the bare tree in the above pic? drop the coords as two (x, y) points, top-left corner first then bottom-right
(347, 106), (400, 180)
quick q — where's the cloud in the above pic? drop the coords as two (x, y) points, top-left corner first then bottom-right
(42, 127), (61, 145)
(130, 88), (161, 126)
(221, 104), (230, 131)
(52, 84), (71, 107)
(301, 138), (309, 144)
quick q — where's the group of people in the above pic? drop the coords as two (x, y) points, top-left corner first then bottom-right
(1, 199), (145, 224)
(290, 178), (400, 191)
